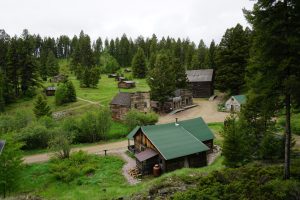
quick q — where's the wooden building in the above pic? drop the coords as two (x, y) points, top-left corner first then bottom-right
(45, 86), (56, 96)
(110, 92), (151, 120)
(127, 117), (214, 175)
(108, 74), (118, 78)
(115, 76), (126, 82)
(50, 74), (67, 83)
(186, 69), (214, 98)
(225, 95), (246, 112)
(151, 89), (193, 113)
(118, 81), (136, 89)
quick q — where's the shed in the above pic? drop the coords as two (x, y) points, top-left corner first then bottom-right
(127, 117), (214, 175)
(118, 81), (136, 89)
(108, 74), (117, 78)
(45, 86), (56, 96)
(186, 69), (214, 98)
(225, 95), (246, 112)
(115, 76), (126, 82)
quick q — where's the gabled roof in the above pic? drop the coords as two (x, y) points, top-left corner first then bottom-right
(46, 86), (56, 90)
(233, 95), (246, 105)
(186, 69), (214, 82)
(135, 148), (158, 162)
(127, 117), (214, 160)
(110, 92), (131, 106)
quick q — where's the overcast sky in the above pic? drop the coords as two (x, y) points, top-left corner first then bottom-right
(0, 0), (255, 45)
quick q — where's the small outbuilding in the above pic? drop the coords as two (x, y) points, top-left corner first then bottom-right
(110, 92), (151, 120)
(225, 95), (246, 112)
(118, 81), (136, 89)
(108, 74), (118, 78)
(186, 69), (214, 98)
(45, 86), (56, 96)
(127, 117), (214, 175)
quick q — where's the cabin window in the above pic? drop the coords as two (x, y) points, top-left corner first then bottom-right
(134, 103), (138, 108)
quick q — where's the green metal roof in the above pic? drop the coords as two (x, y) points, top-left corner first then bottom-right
(126, 117), (214, 160)
(233, 95), (246, 105)
(127, 126), (140, 139)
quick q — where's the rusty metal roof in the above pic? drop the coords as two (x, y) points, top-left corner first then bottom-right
(110, 92), (131, 106)
(186, 69), (214, 82)
(135, 148), (158, 162)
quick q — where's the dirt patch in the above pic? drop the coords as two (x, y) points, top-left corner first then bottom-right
(158, 98), (229, 124)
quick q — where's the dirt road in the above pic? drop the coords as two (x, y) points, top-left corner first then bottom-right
(23, 140), (128, 164)
(158, 98), (229, 124)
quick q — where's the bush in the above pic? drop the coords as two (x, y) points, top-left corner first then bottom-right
(259, 133), (284, 160)
(49, 151), (97, 183)
(125, 109), (159, 130)
(55, 80), (76, 106)
(75, 107), (111, 143)
(100, 52), (120, 73)
(49, 128), (74, 159)
(278, 113), (300, 135)
(17, 122), (52, 150)
(0, 111), (32, 133)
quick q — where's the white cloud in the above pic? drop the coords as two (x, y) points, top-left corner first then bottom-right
(0, 0), (255, 45)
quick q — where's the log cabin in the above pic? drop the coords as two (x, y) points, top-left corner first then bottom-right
(186, 69), (214, 98)
(45, 86), (56, 96)
(150, 89), (193, 113)
(110, 92), (151, 120)
(118, 80), (136, 89)
(127, 117), (214, 175)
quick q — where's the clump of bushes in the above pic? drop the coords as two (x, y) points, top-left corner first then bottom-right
(55, 80), (76, 106)
(49, 151), (97, 183)
(278, 113), (300, 135)
(172, 163), (300, 200)
(125, 109), (159, 130)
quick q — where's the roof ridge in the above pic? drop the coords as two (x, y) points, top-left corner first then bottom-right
(180, 126), (208, 148)
(141, 126), (168, 160)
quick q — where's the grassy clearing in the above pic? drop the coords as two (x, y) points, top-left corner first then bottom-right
(18, 155), (141, 200)
(16, 154), (224, 200)
(208, 122), (223, 146)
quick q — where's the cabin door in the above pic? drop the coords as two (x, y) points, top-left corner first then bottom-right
(230, 105), (234, 112)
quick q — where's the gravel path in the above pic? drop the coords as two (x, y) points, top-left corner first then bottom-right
(23, 140), (128, 164)
(119, 152), (140, 185)
(158, 98), (229, 124)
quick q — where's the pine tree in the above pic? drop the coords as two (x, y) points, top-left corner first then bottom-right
(33, 94), (52, 118)
(245, 0), (300, 179)
(191, 52), (200, 69)
(215, 24), (250, 94)
(148, 51), (176, 105)
(207, 40), (217, 69)
(173, 57), (188, 89)
(198, 39), (207, 68)
(46, 51), (59, 77)
(132, 47), (147, 78)
(0, 135), (23, 198)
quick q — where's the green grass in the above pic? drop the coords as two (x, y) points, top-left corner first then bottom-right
(71, 75), (150, 106)
(18, 155), (141, 200)
(16, 154), (224, 200)
(208, 122), (224, 146)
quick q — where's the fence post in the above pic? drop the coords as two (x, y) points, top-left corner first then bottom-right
(104, 150), (107, 156)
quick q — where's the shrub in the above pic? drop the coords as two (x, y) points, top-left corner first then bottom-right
(55, 80), (76, 106)
(49, 151), (97, 183)
(277, 113), (300, 135)
(75, 107), (111, 143)
(17, 122), (51, 150)
(49, 128), (74, 159)
(125, 109), (159, 130)
(0, 111), (32, 133)
(100, 52), (120, 73)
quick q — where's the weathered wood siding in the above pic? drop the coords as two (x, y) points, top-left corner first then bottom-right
(110, 104), (130, 120)
(188, 81), (214, 98)
(203, 139), (214, 154)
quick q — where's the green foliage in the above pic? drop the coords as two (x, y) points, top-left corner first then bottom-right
(100, 52), (120, 73)
(173, 164), (300, 200)
(46, 51), (59, 77)
(125, 109), (158, 130)
(0, 111), (32, 133)
(278, 113), (300, 136)
(80, 66), (101, 88)
(221, 115), (251, 167)
(48, 128), (74, 159)
(132, 47), (147, 78)
(75, 107), (112, 143)
(17, 122), (52, 150)
(33, 94), (52, 119)
(0, 134), (23, 198)
(49, 151), (90, 183)
(259, 133), (284, 160)
(148, 51), (176, 104)
(55, 80), (76, 106)
(215, 24), (251, 94)
(0, 70), (5, 112)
